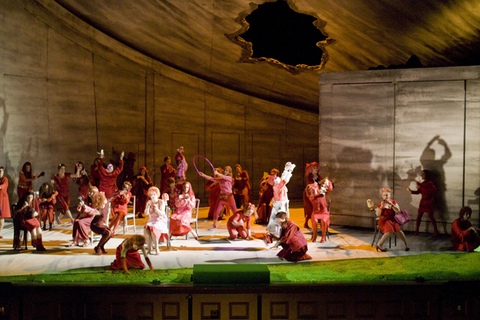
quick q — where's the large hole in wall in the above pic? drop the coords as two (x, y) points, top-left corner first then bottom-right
(226, 0), (334, 74)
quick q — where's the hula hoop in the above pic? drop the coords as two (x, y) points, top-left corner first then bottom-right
(193, 155), (215, 179)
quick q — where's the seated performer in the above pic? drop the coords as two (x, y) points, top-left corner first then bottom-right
(266, 162), (295, 242)
(307, 177), (333, 243)
(451, 206), (480, 252)
(38, 182), (57, 231)
(171, 182), (198, 239)
(109, 234), (154, 274)
(199, 166), (237, 230)
(70, 195), (96, 247)
(89, 191), (113, 255)
(108, 181), (132, 234)
(227, 203), (255, 240)
(15, 191), (46, 251)
(271, 212), (311, 262)
(144, 187), (169, 255)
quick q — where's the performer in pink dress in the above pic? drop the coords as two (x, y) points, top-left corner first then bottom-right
(307, 177), (333, 243)
(132, 166), (152, 218)
(109, 235), (154, 273)
(233, 164), (252, 210)
(375, 188), (409, 252)
(144, 187), (169, 255)
(266, 162), (295, 242)
(171, 182), (198, 239)
(199, 166), (237, 230)
(160, 156), (176, 194)
(256, 170), (276, 224)
(406, 169), (439, 236)
(98, 151), (124, 199)
(0, 167), (10, 239)
(271, 212), (311, 262)
(227, 203), (255, 240)
(16, 191), (46, 251)
(52, 163), (80, 224)
(70, 195), (96, 247)
(108, 181), (132, 234)
(17, 162), (44, 201)
(38, 182), (57, 231)
(303, 162), (321, 228)
(451, 206), (480, 252)
(175, 146), (188, 181)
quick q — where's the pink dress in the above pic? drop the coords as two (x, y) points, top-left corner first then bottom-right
(145, 199), (168, 242)
(72, 205), (95, 243)
(171, 193), (195, 236)
(0, 177), (11, 218)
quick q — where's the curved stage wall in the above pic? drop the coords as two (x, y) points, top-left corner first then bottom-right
(0, 0), (318, 205)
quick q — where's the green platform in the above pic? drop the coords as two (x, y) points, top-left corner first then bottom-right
(193, 264), (270, 286)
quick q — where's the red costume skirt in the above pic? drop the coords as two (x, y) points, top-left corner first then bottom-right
(110, 242), (145, 270)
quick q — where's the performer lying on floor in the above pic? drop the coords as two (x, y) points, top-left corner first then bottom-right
(271, 211), (311, 262)
(109, 234), (154, 274)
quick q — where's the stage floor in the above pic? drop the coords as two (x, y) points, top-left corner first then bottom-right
(0, 202), (452, 276)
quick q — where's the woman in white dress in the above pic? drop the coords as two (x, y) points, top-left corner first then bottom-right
(143, 186), (169, 255)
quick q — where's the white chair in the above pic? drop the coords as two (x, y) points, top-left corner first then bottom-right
(122, 195), (136, 234)
(185, 198), (200, 239)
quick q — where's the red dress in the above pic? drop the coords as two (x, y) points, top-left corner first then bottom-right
(0, 177), (11, 218)
(72, 205), (95, 242)
(205, 180), (220, 219)
(377, 200), (401, 233)
(17, 204), (40, 231)
(110, 239), (147, 270)
(451, 218), (480, 252)
(277, 221), (311, 261)
(53, 173), (71, 214)
(227, 210), (251, 239)
(411, 181), (436, 214)
(98, 159), (124, 198)
(256, 178), (273, 223)
(17, 171), (34, 201)
(132, 176), (152, 216)
(170, 193), (195, 236)
(160, 164), (176, 194)
(233, 170), (252, 208)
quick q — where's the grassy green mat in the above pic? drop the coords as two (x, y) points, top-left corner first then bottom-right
(1, 253), (479, 285)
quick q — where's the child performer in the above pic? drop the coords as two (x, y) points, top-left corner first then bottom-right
(307, 177), (333, 243)
(271, 212), (311, 261)
(227, 203), (255, 240)
(266, 162), (295, 242)
(108, 181), (132, 234)
(199, 166), (237, 230)
(144, 187), (169, 255)
(109, 234), (154, 274)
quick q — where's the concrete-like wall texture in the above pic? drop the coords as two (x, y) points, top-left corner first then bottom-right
(319, 67), (480, 233)
(0, 0), (318, 205)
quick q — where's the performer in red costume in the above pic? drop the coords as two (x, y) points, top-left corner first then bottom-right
(307, 176), (333, 243)
(52, 163), (80, 224)
(171, 181), (198, 239)
(75, 161), (91, 202)
(303, 162), (321, 228)
(256, 170), (276, 224)
(90, 158), (102, 187)
(89, 191), (112, 255)
(205, 167), (223, 220)
(109, 234), (154, 274)
(271, 212), (311, 261)
(0, 167), (10, 239)
(38, 182), (57, 231)
(227, 203), (255, 240)
(16, 191), (46, 251)
(451, 206), (480, 252)
(160, 156), (176, 194)
(17, 161), (44, 201)
(406, 169), (439, 236)
(199, 166), (237, 230)
(375, 188), (409, 252)
(233, 164), (252, 210)
(108, 181), (132, 234)
(70, 193), (97, 247)
(132, 166), (152, 219)
(97, 150), (124, 198)
(165, 178), (179, 211)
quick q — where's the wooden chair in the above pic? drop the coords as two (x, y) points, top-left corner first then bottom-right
(185, 198), (200, 239)
(12, 203), (28, 250)
(122, 195), (136, 234)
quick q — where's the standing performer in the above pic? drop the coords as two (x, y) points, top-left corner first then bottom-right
(165, 178), (179, 211)
(303, 162), (321, 228)
(256, 170), (276, 224)
(52, 163), (80, 225)
(307, 177), (333, 243)
(17, 162), (44, 201)
(375, 188), (409, 252)
(227, 203), (255, 240)
(98, 151), (124, 199)
(132, 166), (152, 219)
(109, 235), (154, 274)
(271, 212), (311, 262)
(144, 187), (169, 255)
(406, 169), (439, 236)
(451, 206), (480, 252)
(15, 191), (46, 251)
(266, 162), (295, 242)
(233, 164), (252, 209)
(90, 158), (102, 188)
(205, 168), (223, 220)
(0, 166), (10, 239)
(199, 166), (237, 230)
(89, 191), (112, 255)
(108, 181), (133, 234)
(75, 162), (91, 202)
(38, 182), (57, 231)
(160, 156), (176, 194)
(171, 182), (198, 239)
(175, 146), (188, 181)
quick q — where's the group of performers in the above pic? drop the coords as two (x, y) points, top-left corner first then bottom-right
(0, 150), (479, 274)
